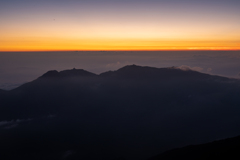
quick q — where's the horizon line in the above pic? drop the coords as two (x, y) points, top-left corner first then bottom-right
(1, 49), (240, 52)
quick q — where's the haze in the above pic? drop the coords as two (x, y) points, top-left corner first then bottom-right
(0, 51), (240, 90)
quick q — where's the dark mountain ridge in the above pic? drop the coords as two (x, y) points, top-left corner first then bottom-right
(1, 65), (240, 160)
(6, 64), (234, 92)
(11, 64), (232, 93)
(149, 135), (240, 160)
(40, 68), (97, 79)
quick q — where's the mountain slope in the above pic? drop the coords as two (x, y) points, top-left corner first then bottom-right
(40, 68), (97, 79)
(149, 135), (240, 160)
(1, 65), (240, 160)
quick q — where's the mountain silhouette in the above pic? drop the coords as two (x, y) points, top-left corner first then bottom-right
(0, 89), (6, 94)
(149, 135), (240, 160)
(1, 65), (240, 160)
(40, 68), (97, 79)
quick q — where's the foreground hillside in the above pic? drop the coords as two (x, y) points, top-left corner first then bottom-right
(149, 135), (240, 160)
(1, 65), (240, 160)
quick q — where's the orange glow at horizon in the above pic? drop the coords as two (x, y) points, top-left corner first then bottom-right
(1, 37), (239, 51)
(1, 3), (239, 52)
(1, 22), (239, 51)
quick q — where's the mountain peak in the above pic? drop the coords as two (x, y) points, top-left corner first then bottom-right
(118, 64), (140, 70)
(39, 68), (96, 79)
(40, 70), (59, 78)
(59, 68), (96, 77)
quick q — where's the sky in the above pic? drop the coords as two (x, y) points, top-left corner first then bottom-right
(0, 0), (240, 51)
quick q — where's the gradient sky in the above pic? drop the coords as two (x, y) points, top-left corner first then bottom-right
(0, 0), (240, 51)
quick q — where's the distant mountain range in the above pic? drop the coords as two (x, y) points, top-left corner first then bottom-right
(1, 65), (240, 160)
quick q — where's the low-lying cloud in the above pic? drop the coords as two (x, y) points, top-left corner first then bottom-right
(178, 65), (203, 72)
(207, 68), (212, 72)
(0, 119), (31, 129)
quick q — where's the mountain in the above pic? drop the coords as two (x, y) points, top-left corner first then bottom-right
(39, 68), (97, 79)
(0, 88), (7, 93)
(149, 135), (240, 160)
(1, 65), (240, 160)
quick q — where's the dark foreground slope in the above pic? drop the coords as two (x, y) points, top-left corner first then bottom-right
(1, 65), (240, 160)
(149, 135), (240, 160)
